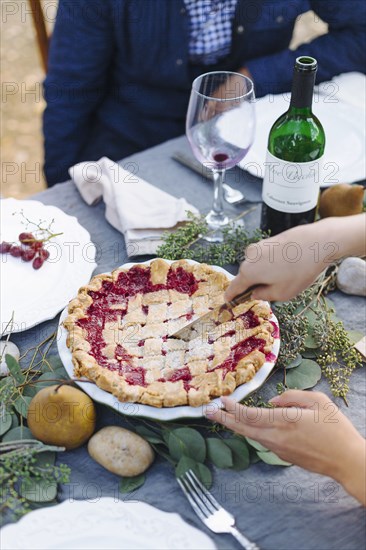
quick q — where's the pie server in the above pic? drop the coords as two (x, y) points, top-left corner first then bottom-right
(170, 285), (259, 340)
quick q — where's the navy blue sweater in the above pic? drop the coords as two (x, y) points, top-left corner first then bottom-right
(44, 0), (366, 185)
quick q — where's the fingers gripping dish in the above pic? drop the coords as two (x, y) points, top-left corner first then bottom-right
(64, 259), (275, 407)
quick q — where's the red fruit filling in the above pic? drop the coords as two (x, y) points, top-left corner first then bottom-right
(76, 265), (275, 388)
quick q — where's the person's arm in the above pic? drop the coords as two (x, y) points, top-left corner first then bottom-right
(226, 214), (366, 302)
(244, 1), (366, 96)
(206, 390), (366, 506)
(43, 0), (114, 185)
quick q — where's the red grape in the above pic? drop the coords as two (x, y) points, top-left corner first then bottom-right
(2, 230), (52, 270)
(18, 232), (35, 245)
(31, 240), (43, 251)
(10, 245), (22, 258)
(21, 248), (36, 261)
(39, 248), (50, 260)
(0, 241), (11, 254)
(32, 256), (44, 270)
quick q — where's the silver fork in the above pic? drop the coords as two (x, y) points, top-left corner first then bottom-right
(178, 470), (260, 550)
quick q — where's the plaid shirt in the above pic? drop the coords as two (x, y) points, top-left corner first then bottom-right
(184, 0), (238, 65)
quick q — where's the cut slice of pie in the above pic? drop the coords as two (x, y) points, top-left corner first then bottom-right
(64, 259), (277, 407)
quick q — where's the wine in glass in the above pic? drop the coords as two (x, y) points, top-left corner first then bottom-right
(186, 71), (255, 241)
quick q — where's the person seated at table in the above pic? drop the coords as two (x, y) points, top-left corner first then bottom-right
(43, 0), (366, 186)
(207, 214), (366, 506)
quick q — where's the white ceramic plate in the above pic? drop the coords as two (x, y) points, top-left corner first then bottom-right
(0, 199), (97, 334)
(57, 259), (280, 421)
(0, 498), (216, 550)
(239, 95), (366, 186)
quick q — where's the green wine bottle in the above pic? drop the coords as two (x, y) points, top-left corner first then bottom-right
(260, 56), (325, 235)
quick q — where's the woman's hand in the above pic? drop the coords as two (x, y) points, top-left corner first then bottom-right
(206, 390), (366, 505)
(226, 214), (366, 303)
(226, 222), (335, 302)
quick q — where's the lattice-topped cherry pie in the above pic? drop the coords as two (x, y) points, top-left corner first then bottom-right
(64, 259), (277, 407)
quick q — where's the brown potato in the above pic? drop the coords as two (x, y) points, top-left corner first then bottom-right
(88, 426), (154, 476)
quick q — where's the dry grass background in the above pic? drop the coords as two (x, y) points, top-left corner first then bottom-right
(1, 3), (326, 199)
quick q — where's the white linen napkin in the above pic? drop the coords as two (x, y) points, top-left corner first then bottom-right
(69, 157), (199, 256)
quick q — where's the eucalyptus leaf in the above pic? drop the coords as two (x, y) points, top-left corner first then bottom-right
(46, 356), (66, 372)
(285, 354), (303, 369)
(49, 367), (68, 379)
(329, 312), (342, 323)
(225, 438), (250, 470)
(286, 359), (322, 390)
(301, 310), (321, 349)
(10, 412), (19, 429)
(162, 429), (171, 446)
(120, 474), (145, 494)
(304, 332), (320, 349)
(35, 451), (56, 467)
(249, 446), (261, 464)
(323, 296), (335, 311)
(175, 457), (212, 488)
(195, 463), (212, 488)
(5, 354), (24, 385)
(35, 371), (66, 387)
(2, 426), (34, 441)
(246, 437), (269, 452)
(168, 428), (206, 463)
(23, 384), (38, 398)
(302, 350), (317, 359)
(206, 438), (233, 469)
(14, 396), (32, 418)
(0, 376), (15, 390)
(135, 426), (164, 445)
(20, 478), (57, 502)
(257, 451), (292, 466)
(304, 309), (318, 328)
(0, 409), (12, 436)
(175, 456), (197, 478)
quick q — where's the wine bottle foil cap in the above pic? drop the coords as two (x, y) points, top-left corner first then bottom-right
(295, 56), (317, 72)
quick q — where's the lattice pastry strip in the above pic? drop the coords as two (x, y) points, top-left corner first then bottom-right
(64, 258), (277, 408)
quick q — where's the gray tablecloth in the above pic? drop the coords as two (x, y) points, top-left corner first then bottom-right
(10, 136), (366, 549)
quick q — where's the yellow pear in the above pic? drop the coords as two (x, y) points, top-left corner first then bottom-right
(27, 385), (96, 450)
(319, 183), (364, 218)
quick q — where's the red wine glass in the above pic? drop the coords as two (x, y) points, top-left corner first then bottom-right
(186, 71), (255, 241)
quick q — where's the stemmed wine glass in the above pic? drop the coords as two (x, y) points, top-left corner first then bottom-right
(186, 71), (255, 242)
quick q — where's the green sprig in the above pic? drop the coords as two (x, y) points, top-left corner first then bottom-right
(156, 212), (267, 265)
(0, 440), (70, 522)
(1, 333), (70, 521)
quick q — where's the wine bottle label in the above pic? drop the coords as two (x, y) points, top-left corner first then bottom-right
(262, 151), (323, 213)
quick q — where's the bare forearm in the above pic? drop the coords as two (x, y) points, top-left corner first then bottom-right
(317, 215), (366, 261)
(337, 437), (366, 506)
(226, 213), (366, 302)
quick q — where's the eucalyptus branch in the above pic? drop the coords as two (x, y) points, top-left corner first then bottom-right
(293, 271), (335, 319)
(0, 440), (66, 458)
(19, 331), (56, 363)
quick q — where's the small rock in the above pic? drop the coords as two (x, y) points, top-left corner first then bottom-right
(0, 341), (20, 376)
(88, 426), (154, 477)
(336, 257), (366, 297)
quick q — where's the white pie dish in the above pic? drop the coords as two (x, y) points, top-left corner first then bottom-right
(57, 259), (280, 421)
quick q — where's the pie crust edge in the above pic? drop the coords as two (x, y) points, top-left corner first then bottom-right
(63, 259), (275, 408)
